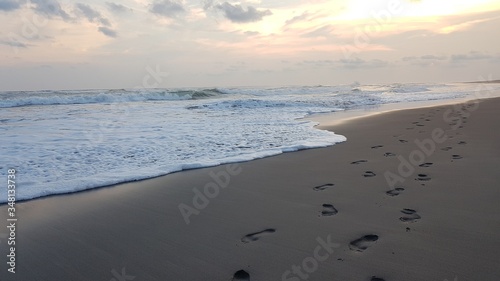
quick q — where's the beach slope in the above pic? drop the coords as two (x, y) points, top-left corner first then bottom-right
(1, 98), (500, 281)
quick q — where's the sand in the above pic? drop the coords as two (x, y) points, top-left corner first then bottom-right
(1, 97), (500, 281)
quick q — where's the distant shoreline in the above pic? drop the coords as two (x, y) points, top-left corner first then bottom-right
(465, 79), (500, 83)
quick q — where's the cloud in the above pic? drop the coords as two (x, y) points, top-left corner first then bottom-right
(302, 25), (334, 38)
(401, 54), (448, 66)
(0, 39), (31, 48)
(420, 55), (447, 60)
(31, 0), (70, 20)
(74, 3), (118, 38)
(401, 52), (499, 67)
(149, 0), (185, 18)
(299, 60), (335, 67)
(0, 0), (21, 11)
(75, 3), (111, 26)
(106, 2), (129, 13)
(451, 51), (491, 62)
(336, 58), (389, 69)
(285, 12), (310, 26)
(438, 17), (496, 34)
(98, 26), (118, 38)
(243, 31), (259, 36)
(215, 2), (272, 23)
(402, 55), (447, 61)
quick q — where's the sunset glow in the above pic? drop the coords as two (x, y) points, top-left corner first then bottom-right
(1, 0), (499, 89)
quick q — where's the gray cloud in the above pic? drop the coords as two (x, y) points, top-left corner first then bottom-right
(31, 0), (70, 20)
(285, 12), (309, 26)
(402, 56), (417, 61)
(451, 51), (491, 62)
(75, 3), (111, 26)
(202, 0), (214, 11)
(337, 58), (388, 69)
(106, 2), (129, 13)
(420, 55), (447, 60)
(244, 30), (259, 36)
(74, 3), (117, 38)
(0, 39), (31, 48)
(215, 2), (272, 23)
(150, 0), (185, 18)
(0, 0), (21, 11)
(402, 55), (448, 66)
(401, 55), (448, 62)
(401, 52), (500, 67)
(299, 60), (334, 67)
(302, 25), (334, 38)
(98, 26), (117, 38)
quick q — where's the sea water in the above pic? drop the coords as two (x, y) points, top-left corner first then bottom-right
(0, 83), (496, 202)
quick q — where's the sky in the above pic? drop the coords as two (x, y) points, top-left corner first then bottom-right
(0, 0), (499, 91)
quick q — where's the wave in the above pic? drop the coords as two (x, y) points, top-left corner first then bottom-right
(386, 83), (431, 93)
(0, 88), (226, 108)
(0, 83), (459, 109)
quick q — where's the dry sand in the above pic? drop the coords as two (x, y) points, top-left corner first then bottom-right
(1, 98), (500, 281)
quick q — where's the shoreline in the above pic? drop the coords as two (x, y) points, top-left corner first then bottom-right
(4, 92), (500, 205)
(2, 97), (500, 280)
(306, 88), (500, 128)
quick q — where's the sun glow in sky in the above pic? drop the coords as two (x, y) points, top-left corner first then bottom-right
(1, 0), (499, 90)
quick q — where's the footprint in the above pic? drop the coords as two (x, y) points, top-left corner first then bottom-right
(399, 139), (408, 143)
(313, 183), (334, 191)
(363, 171), (376, 177)
(384, 152), (396, 157)
(386, 187), (405, 197)
(371, 277), (386, 281)
(415, 174), (431, 181)
(241, 229), (276, 243)
(419, 162), (433, 168)
(399, 209), (421, 223)
(320, 204), (338, 216)
(458, 141), (467, 145)
(351, 160), (367, 165)
(371, 145), (383, 149)
(441, 147), (452, 151)
(349, 234), (379, 252)
(232, 270), (250, 281)
(452, 155), (463, 160)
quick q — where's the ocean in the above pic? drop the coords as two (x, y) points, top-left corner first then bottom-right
(0, 83), (496, 202)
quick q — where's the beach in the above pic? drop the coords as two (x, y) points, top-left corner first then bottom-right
(2, 97), (500, 281)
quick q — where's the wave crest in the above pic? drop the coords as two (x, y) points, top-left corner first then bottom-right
(0, 88), (226, 108)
